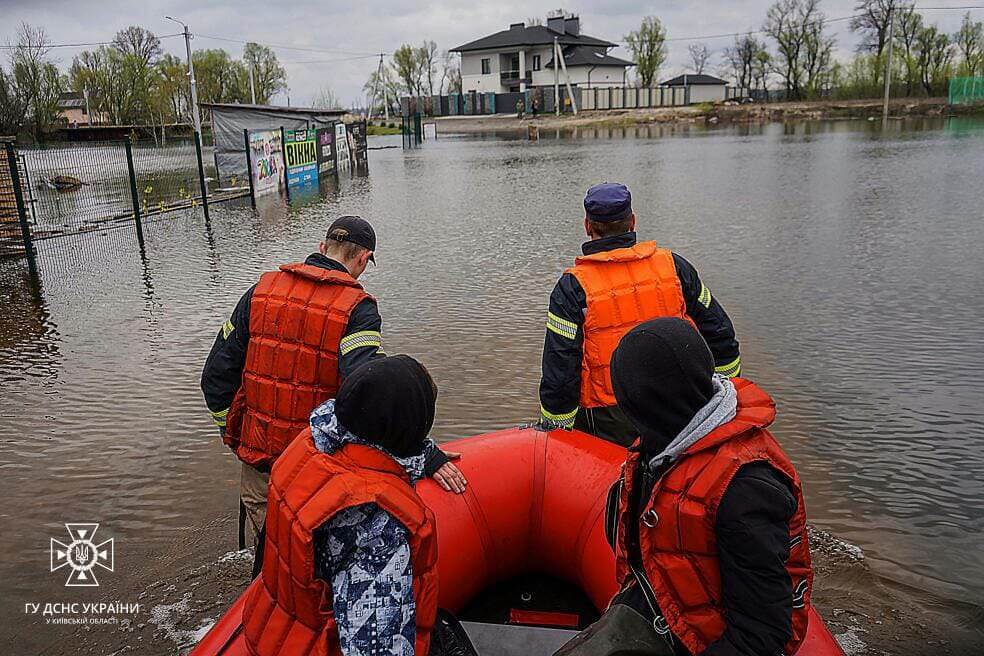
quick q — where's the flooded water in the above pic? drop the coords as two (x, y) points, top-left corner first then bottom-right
(2, 118), (983, 648)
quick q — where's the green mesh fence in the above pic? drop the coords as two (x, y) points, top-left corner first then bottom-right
(948, 77), (984, 105)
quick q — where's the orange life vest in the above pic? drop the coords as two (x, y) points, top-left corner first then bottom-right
(224, 263), (370, 468)
(566, 241), (694, 408)
(613, 379), (812, 656)
(243, 430), (439, 656)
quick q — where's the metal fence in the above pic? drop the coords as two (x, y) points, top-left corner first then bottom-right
(2, 135), (249, 280)
(402, 85), (750, 117)
(949, 77), (984, 105)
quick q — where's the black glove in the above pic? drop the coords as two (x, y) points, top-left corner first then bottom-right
(424, 447), (451, 477)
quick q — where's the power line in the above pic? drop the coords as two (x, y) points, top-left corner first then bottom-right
(613, 3), (983, 46)
(0, 33), (183, 50)
(194, 33), (383, 57)
(282, 54), (382, 65)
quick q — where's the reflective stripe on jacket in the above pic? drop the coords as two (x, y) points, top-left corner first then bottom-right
(243, 431), (438, 656)
(613, 379), (813, 656)
(223, 262), (370, 468)
(567, 241), (693, 408)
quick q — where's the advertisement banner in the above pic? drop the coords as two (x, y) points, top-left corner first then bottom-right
(348, 120), (369, 166)
(315, 125), (337, 176)
(283, 128), (319, 188)
(335, 122), (351, 173)
(248, 129), (285, 197)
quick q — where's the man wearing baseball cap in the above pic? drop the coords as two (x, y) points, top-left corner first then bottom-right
(538, 183), (741, 445)
(201, 215), (464, 556)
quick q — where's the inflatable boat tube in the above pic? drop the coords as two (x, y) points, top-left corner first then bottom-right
(191, 427), (845, 655)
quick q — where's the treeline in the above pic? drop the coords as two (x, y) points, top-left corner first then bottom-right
(362, 42), (461, 113)
(626, 0), (983, 101)
(0, 23), (288, 140)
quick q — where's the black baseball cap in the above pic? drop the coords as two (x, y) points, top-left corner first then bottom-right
(326, 215), (376, 263)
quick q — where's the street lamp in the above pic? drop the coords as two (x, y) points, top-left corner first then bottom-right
(165, 15), (202, 137)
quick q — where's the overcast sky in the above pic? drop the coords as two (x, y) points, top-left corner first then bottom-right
(1, 1), (978, 106)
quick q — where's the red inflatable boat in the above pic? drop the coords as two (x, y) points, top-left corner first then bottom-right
(192, 427), (844, 655)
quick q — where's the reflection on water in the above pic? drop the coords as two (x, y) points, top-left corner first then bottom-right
(1, 119), (983, 636)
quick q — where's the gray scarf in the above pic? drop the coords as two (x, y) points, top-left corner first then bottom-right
(646, 375), (738, 470)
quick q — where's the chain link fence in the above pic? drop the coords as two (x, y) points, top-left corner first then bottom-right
(949, 77), (984, 105)
(2, 135), (249, 278)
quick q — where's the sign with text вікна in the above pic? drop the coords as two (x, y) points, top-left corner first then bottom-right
(316, 126), (337, 175)
(283, 128), (319, 188)
(248, 129), (285, 196)
(334, 122), (351, 173)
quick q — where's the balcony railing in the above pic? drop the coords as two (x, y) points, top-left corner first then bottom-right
(500, 71), (533, 84)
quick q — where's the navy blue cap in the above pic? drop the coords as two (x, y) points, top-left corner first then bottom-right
(584, 183), (632, 222)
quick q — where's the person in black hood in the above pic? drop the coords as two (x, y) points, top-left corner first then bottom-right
(246, 355), (474, 656)
(336, 354), (439, 457)
(611, 317), (716, 456)
(555, 318), (813, 656)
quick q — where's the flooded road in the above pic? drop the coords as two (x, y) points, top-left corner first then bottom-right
(2, 118), (983, 651)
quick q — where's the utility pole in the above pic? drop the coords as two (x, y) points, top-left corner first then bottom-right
(368, 54), (384, 122)
(83, 87), (92, 126)
(882, 6), (895, 125)
(249, 65), (257, 105)
(554, 37), (560, 116)
(166, 16), (202, 137)
(556, 42), (578, 114)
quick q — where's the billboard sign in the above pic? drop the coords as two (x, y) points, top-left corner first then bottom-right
(315, 125), (337, 176)
(248, 129), (285, 197)
(334, 122), (350, 173)
(348, 120), (368, 166)
(283, 128), (318, 187)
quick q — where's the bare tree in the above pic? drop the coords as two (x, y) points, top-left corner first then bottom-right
(437, 50), (461, 95)
(954, 11), (984, 76)
(803, 13), (836, 97)
(764, 0), (832, 100)
(753, 49), (773, 94)
(392, 44), (422, 96)
(418, 40), (438, 96)
(895, 5), (923, 95)
(724, 34), (760, 88)
(112, 26), (162, 66)
(915, 24), (953, 95)
(851, 0), (903, 61)
(688, 43), (711, 74)
(624, 16), (668, 87)
(313, 86), (340, 109)
(10, 23), (62, 139)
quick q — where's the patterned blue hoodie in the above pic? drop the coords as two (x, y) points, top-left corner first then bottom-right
(310, 399), (437, 656)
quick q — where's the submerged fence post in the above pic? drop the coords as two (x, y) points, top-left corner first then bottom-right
(243, 128), (256, 208)
(124, 137), (145, 250)
(6, 141), (37, 280)
(194, 131), (211, 222)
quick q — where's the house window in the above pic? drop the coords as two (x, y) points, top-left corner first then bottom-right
(532, 55), (541, 71)
(481, 58), (491, 75)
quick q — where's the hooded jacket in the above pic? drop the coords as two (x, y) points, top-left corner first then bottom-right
(243, 399), (439, 656)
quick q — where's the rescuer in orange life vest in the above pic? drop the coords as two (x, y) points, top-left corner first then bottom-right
(555, 318), (812, 656)
(244, 355), (471, 656)
(538, 183), (741, 445)
(201, 216), (466, 552)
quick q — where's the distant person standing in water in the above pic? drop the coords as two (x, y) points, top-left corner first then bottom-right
(537, 183), (741, 445)
(201, 216), (465, 554)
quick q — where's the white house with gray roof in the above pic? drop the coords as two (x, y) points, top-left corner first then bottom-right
(452, 14), (633, 94)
